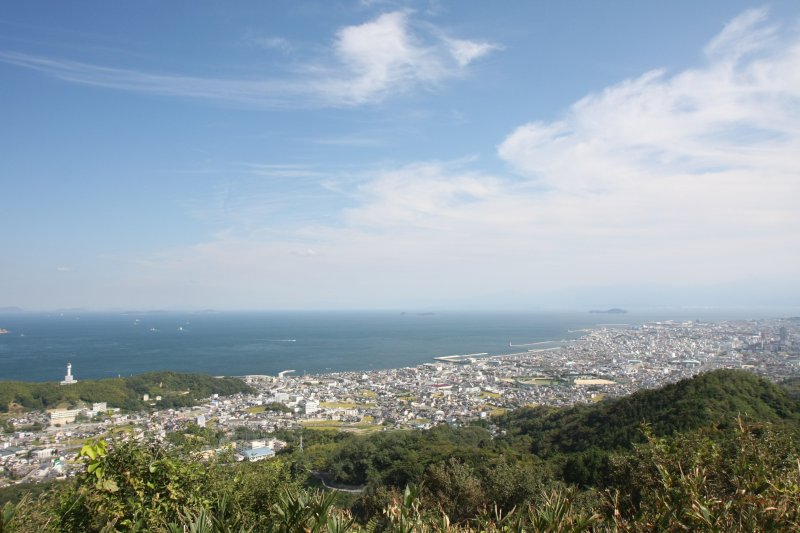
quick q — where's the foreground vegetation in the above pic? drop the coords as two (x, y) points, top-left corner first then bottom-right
(2, 370), (800, 531)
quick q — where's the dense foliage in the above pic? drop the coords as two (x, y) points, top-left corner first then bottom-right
(0, 371), (253, 412)
(497, 369), (800, 456)
(2, 369), (799, 531)
(780, 375), (800, 401)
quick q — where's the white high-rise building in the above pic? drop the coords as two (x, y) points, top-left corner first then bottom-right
(60, 362), (77, 385)
(304, 400), (319, 415)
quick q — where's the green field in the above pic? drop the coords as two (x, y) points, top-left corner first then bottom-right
(517, 377), (555, 386)
(300, 417), (382, 433)
(319, 401), (359, 409)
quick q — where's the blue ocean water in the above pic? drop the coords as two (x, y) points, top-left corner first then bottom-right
(0, 310), (780, 382)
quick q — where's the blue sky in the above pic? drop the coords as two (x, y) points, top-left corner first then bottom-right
(1, 1), (799, 311)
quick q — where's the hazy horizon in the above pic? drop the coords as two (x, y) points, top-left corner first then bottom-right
(3, 301), (799, 316)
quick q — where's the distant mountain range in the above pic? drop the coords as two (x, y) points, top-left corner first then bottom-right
(588, 308), (628, 314)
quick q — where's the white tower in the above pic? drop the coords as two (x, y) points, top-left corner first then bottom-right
(60, 362), (77, 385)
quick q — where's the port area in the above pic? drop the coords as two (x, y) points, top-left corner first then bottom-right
(433, 353), (488, 364)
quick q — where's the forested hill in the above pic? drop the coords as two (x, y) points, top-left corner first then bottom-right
(0, 371), (253, 412)
(780, 375), (800, 401)
(498, 369), (800, 456)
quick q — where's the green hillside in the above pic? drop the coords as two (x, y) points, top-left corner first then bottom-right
(498, 369), (800, 456)
(0, 371), (253, 412)
(780, 375), (800, 401)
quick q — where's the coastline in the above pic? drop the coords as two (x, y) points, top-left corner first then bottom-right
(0, 310), (792, 382)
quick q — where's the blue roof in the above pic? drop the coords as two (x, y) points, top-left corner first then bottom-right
(241, 447), (275, 459)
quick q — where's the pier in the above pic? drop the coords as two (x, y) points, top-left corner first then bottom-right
(433, 353), (488, 364)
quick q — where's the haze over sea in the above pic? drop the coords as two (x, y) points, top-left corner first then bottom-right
(0, 310), (788, 382)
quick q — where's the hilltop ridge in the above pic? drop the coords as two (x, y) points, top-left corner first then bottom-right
(0, 371), (253, 412)
(498, 369), (800, 456)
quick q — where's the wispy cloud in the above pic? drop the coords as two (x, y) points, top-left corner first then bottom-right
(243, 34), (294, 54)
(0, 50), (301, 106)
(444, 36), (502, 68)
(241, 163), (331, 179)
(0, 11), (499, 108)
(291, 248), (320, 257)
(308, 135), (385, 147)
(704, 7), (777, 61)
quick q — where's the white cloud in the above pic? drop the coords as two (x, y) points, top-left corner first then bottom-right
(343, 162), (502, 230)
(492, 6), (800, 281)
(445, 37), (501, 67)
(0, 11), (499, 108)
(320, 11), (499, 104)
(121, 8), (800, 308)
(497, 14), (800, 197)
(333, 12), (424, 102)
(56, 266), (72, 272)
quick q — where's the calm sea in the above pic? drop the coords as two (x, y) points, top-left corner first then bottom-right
(0, 310), (780, 382)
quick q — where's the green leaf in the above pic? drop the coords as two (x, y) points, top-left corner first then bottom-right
(98, 478), (119, 492)
(81, 444), (97, 460)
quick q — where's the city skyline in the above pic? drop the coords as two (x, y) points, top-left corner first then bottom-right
(1, 1), (799, 311)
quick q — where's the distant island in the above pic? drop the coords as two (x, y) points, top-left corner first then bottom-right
(589, 308), (628, 314)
